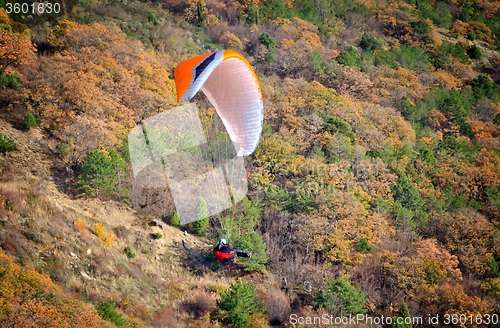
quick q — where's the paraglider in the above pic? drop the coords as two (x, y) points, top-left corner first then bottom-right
(128, 50), (262, 262)
(175, 50), (263, 260)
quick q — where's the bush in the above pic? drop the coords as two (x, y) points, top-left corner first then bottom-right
(0, 133), (17, 153)
(124, 246), (135, 259)
(148, 13), (159, 25)
(95, 302), (131, 327)
(481, 278), (500, 296)
(0, 73), (20, 89)
(377, 45), (430, 70)
(153, 307), (181, 327)
(470, 75), (500, 102)
(322, 115), (355, 140)
(183, 290), (216, 317)
(467, 45), (482, 59)
(154, 232), (162, 239)
(337, 46), (362, 67)
(216, 279), (266, 328)
(314, 275), (367, 315)
(21, 111), (40, 130)
(356, 238), (373, 254)
(259, 32), (276, 50)
(264, 288), (290, 326)
(411, 20), (432, 36)
(359, 32), (381, 52)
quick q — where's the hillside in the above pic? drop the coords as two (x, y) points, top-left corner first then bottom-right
(1, 0), (500, 326)
(0, 118), (245, 326)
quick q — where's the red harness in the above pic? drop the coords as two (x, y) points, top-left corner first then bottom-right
(213, 244), (234, 262)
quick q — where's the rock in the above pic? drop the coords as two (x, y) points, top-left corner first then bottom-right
(80, 271), (93, 280)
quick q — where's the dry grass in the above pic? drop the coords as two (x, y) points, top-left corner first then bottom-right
(0, 168), (232, 325)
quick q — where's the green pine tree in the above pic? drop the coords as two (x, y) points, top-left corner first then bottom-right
(259, 32), (276, 50)
(314, 275), (367, 315)
(75, 150), (115, 198)
(22, 111), (40, 130)
(394, 202), (417, 234)
(216, 279), (266, 328)
(148, 13), (159, 25)
(322, 114), (355, 140)
(193, 197), (209, 235)
(488, 255), (500, 278)
(95, 302), (131, 327)
(387, 302), (413, 328)
(471, 75), (500, 102)
(392, 174), (421, 210)
(170, 211), (180, 228)
(109, 150), (130, 201)
(0, 132), (17, 153)
(359, 32), (381, 52)
(228, 197), (268, 272)
(357, 238), (373, 254)
(397, 96), (416, 119)
(234, 231), (268, 272)
(337, 46), (362, 68)
(197, 0), (204, 25)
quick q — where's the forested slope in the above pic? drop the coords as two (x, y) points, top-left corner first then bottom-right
(1, 0), (500, 326)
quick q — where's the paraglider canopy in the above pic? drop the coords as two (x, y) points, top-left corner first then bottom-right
(174, 50), (264, 157)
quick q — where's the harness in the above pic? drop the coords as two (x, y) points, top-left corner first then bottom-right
(213, 243), (234, 262)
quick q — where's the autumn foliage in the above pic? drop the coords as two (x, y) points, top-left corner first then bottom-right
(0, 250), (115, 327)
(1, 0), (500, 326)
